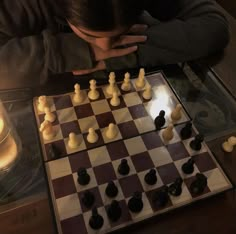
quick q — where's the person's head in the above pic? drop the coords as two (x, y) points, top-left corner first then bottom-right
(61, 0), (144, 50)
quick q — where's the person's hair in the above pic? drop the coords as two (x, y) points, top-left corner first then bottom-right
(61, 0), (144, 31)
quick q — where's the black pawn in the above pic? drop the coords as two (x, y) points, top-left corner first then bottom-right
(180, 122), (192, 140)
(107, 200), (122, 222)
(105, 181), (118, 198)
(182, 158), (194, 174)
(128, 191), (143, 213)
(77, 168), (90, 185)
(152, 186), (169, 207)
(154, 110), (166, 130)
(190, 173), (208, 195)
(168, 177), (183, 196)
(89, 207), (104, 230)
(190, 134), (204, 151)
(48, 143), (61, 159)
(144, 169), (157, 185)
(81, 191), (95, 208)
(118, 159), (130, 175)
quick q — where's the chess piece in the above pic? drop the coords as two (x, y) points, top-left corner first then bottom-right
(81, 191), (95, 208)
(105, 181), (118, 198)
(48, 143), (61, 159)
(121, 72), (131, 91)
(106, 72), (118, 95)
(190, 134), (204, 151)
(118, 159), (130, 175)
(180, 122), (192, 140)
(37, 95), (49, 112)
(168, 177), (183, 196)
(88, 79), (99, 100)
(89, 207), (104, 230)
(87, 128), (98, 143)
(44, 107), (56, 123)
(144, 169), (157, 185)
(107, 200), (122, 222)
(154, 110), (166, 130)
(190, 173), (208, 195)
(171, 104), (182, 121)
(77, 168), (90, 185)
(128, 191), (143, 213)
(105, 123), (118, 139)
(73, 83), (84, 103)
(162, 124), (174, 141)
(152, 186), (169, 207)
(222, 136), (236, 153)
(135, 68), (146, 88)
(68, 132), (80, 149)
(39, 120), (55, 140)
(110, 91), (120, 106)
(182, 158), (194, 174)
(142, 84), (152, 100)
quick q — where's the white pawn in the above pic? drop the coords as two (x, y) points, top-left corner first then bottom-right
(121, 72), (131, 91)
(88, 79), (99, 100)
(105, 123), (118, 139)
(44, 107), (56, 123)
(68, 132), (80, 149)
(162, 124), (174, 141)
(73, 83), (84, 103)
(135, 68), (146, 88)
(142, 84), (152, 100)
(37, 95), (48, 112)
(106, 72), (118, 95)
(110, 91), (120, 106)
(39, 120), (55, 141)
(171, 104), (182, 121)
(87, 128), (98, 143)
(228, 136), (236, 146)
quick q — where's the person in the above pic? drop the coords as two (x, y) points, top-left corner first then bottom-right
(0, 0), (229, 89)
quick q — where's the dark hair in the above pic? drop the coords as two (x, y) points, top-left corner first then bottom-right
(61, 0), (144, 31)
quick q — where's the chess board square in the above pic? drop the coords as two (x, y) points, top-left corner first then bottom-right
(131, 152), (155, 172)
(112, 108), (133, 124)
(74, 103), (94, 119)
(167, 142), (190, 161)
(93, 163), (116, 185)
(96, 112), (116, 129)
(45, 140), (67, 160)
(64, 134), (86, 154)
(169, 183), (192, 205)
(123, 92), (142, 107)
(69, 151), (92, 173)
(119, 174), (143, 197)
(78, 187), (103, 212)
(70, 90), (89, 106)
(53, 95), (73, 110)
(183, 138), (208, 156)
(118, 121), (139, 139)
(146, 73), (166, 86)
(60, 120), (81, 138)
(83, 130), (104, 149)
(56, 193), (82, 221)
(134, 116), (156, 134)
(124, 136), (147, 156)
(90, 99), (111, 115)
(106, 141), (129, 161)
(192, 152), (216, 172)
(52, 175), (76, 199)
(42, 125), (63, 144)
(61, 215), (87, 234)
(157, 163), (180, 184)
(87, 87), (105, 101)
(128, 104), (148, 119)
(78, 116), (99, 133)
(141, 131), (163, 150)
(88, 146), (110, 167)
(57, 107), (77, 123)
(159, 127), (181, 145)
(108, 95), (126, 111)
(101, 125), (122, 144)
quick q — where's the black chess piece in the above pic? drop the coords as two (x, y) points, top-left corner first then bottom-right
(118, 159), (130, 175)
(154, 110), (166, 130)
(107, 200), (122, 222)
(180, 122), (192, 140)
(168, 177), (183, 196)
(144, 169), (157, 185)
(81, 191), (95, 208)
(190, 134), (204, 151)
(77, 168), (90, 185)
(105, 181), (118, 198)
(190, 173), (208, 195)
(182, 158), (194, 174)
(48, 143), (61, 159)
(89, 207), (104, 230)
(152, 186), (169, 207)
(128, 191), (143, 213)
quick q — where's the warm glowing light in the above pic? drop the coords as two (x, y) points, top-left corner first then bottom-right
(0, 117), (4, 136)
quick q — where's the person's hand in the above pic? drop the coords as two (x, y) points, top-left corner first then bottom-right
(72, 60), (106, 75)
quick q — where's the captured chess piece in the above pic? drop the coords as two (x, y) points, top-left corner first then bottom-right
(152, 186), (169, 207)
(105, 181), (118, 198)
(171, 104), (182, 122)
(144, 169), (157, 185)
(118, 158), (130, 175)
(106, 200), (122, 222)
(81, 190), (95, 208)
(180, 122), (192, 140)
(190, 173), (208, 195)
(87, 128), (98, 143)
(128, 191), (143, 213)
(142, 84), (152, 100)
(44, 107), (56, 123)
(190, 134), (204, 151)
(121, 72), (131, 91)
(162, 124), (174, 141)
(88, 79), (100, 100)
(154, 110), (166, 130)
(77, 168), (90, 185)
(105, 123), (118, 139)
(68, 132), (80, 149)
(222, 136), (236, 153)
(89, 207), (104, 230)
(182, 158), (194, 174)
(168, 177), (183, 196)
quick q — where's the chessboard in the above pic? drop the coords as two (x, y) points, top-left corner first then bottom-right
(33, 70), (232, 234)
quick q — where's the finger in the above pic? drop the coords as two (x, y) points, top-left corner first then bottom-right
(113, 35), (147, 48)
(128, 24), (148, 34)
(110, 45), (138, 58)
(73, 69), (91, 75)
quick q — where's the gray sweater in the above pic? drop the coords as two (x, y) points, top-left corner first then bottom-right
(0, 0), (229, 89)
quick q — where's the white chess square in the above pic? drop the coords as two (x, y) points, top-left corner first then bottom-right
(88, 146), (111, 167)
(112, 108), (133, 124)
(101, 125), (122, 144)
(78, 116), (99, 133)
(124, 136), (147, 156)
(57, 107), (77, 123)
(90, 99), (111, 115)
(42, 124), (63, 144)
(134, 116), (155, 134)
(123, 92), (142, 107)
(183, 138), (208, 156)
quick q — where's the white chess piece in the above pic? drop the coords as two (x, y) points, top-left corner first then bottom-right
(228, 136), (236, 146)
(162, 124), (174, 141)
(106, 72), (118, 95)
(68, 132), (80, 149)
(87, 128), (98, 143)
(171, 104), (182, 121)
(121, 72), (131, 91)
(88, 79), (99, 100)
(44, 107), (56, 123)
(37, 95), (48, 112)
(110, 91), (120, 106)
(105, 123), (118, 139)
(73, 83), (84, 103)
(142, 84), (152, 100)
(222, 136), (236, 153)
(39, 120), (55, 141)
(135, 68), (146, 88)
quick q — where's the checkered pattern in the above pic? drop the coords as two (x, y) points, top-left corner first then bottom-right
(46, 123), (231, 234)
(33, 72), (190, 161)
